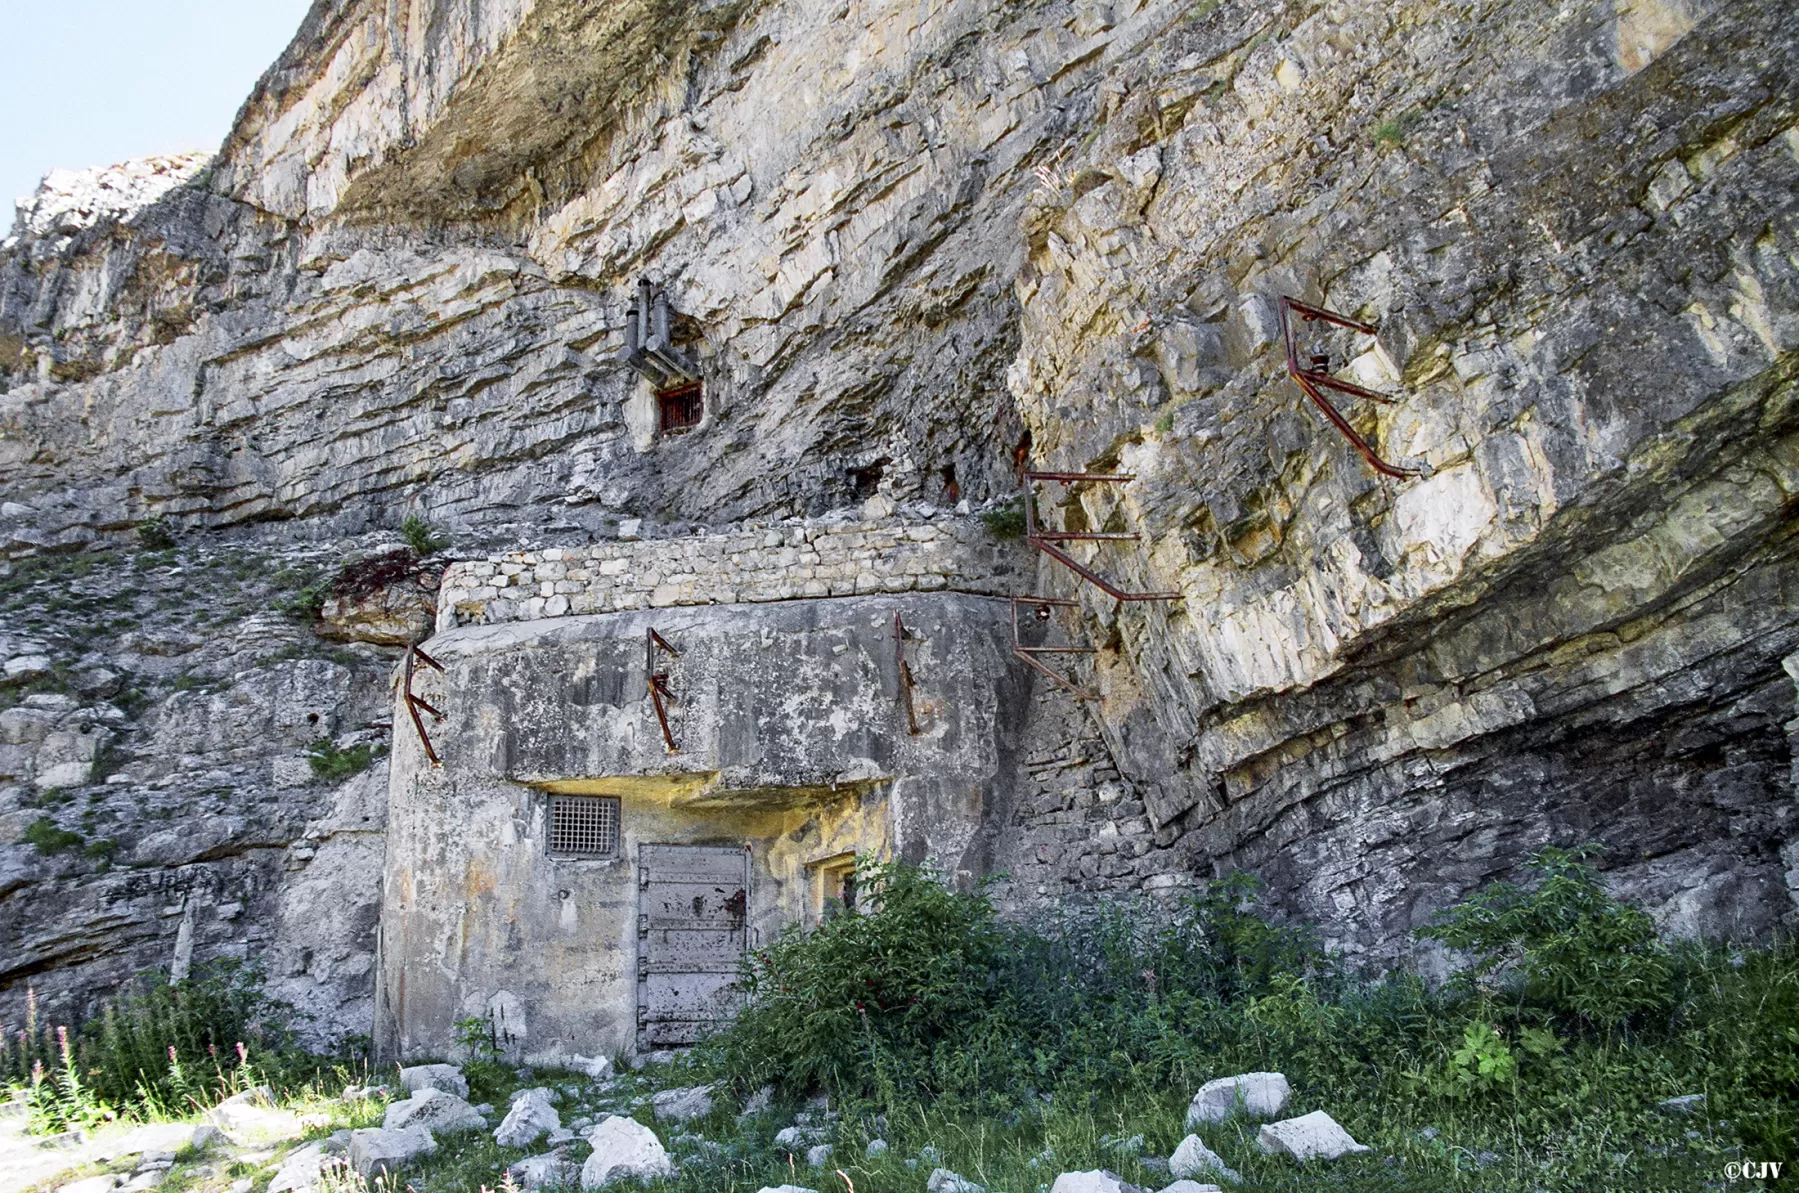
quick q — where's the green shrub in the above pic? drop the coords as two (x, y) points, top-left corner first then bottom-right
(980, 501), (1027, 539)
(273, 569), (330, 621)
(697, 864), (1333, 1111)
(452, 1016), (512, 1103)
(18, 817), (84, 854)
(1418, 845), (1673, 1029)
(306, 738), (381, 783)
(400, 514), (448, 557)
(135, 517), (176, 551)
(1373, 109), (1422, 149)
(712, 860), (1009, 1096)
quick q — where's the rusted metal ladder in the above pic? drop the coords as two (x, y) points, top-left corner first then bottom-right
(647, 627), (681, 753)
(1023, 471), (1181, 602)
(893, 612), (922, 735)
(1011, 596), (1099, 700)
(1278, 296), (1425, 479)
(401, 643), (445, 766)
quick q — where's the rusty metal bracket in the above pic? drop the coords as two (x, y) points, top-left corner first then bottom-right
(1278, 296), (1424, 479)
(647, 627), (680, 754)
(1011, 595), (1098, 700)
(402, 643), (444, 766)
(1023, 471), (1181, 601)
(892, 612), (921, 735)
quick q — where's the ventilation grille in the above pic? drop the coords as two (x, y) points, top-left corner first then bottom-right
(548, 795), (620, 857)
(658, 381), (704, 432)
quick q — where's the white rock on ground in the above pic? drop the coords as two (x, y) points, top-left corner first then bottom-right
(96, 1122), (223, 1160)
(507, 1154), (581, 1190)
(348, 1126), (439, 1178)
(383, 1088), (486, 1134)
(865, 1139), (888, 1157)
(1167, 1135), (1241, 1183)
(1658, 1093), (1705, 1115)
(804, 1144), (832, 1167)
(398, 1064), (469, 1099)
(1185, 1073), (1290, 1126)
(56, 1179), (120, 1193)
(210, 1089), (306, 1145)
(569, 1056), (613, 1081)
(267, 1143), (354, 1193)
(926, 1168), (987, 1193)
(754, 1187), (819, 1193)
(1256, 1111), (1371, 1162)
(495, 1089), (561, 1148)
(1049, 1172), (1142, 1193)
(772, 1125), (827, 1148)
(650, 1086), (714, 1123)
(739, 1086), (774, 1118)
(580, 1116), (673, 1188)
(1156, 1183), (1222, 1193)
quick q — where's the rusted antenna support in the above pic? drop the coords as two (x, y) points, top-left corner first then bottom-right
(1278, 296), (1424, 479)
(1011, 596), (1098, 700)
(646, 627), (680, 754)
(893, 612), (921, 736)
(1023, 471), (1181, 601)
(402, 643), (445, 766)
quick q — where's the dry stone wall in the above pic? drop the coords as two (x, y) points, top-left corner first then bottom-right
(436, 515), (1026, 629)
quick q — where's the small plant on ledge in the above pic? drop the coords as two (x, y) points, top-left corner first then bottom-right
(400, 514), (449, 557)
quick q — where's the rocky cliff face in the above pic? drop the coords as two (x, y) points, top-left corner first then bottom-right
(3, 0), (1796, 1030)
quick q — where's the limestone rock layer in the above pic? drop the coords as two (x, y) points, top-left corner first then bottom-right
(2, 0), (1797, 1027)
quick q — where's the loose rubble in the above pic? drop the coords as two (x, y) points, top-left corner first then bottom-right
(580, 1116), (672, 1188)
(926, 1168), (986, 1193)
(649, 1086), (714, 1123)
(1185, 1073), (1290, 1126)
(495, 1088), (561, 1149)
(398, 1065), (470, 1099)
(348, 1126), (438, 1178)
(266, 1143), (332, 1193)
(383, 1088), (486, 1134)
(507, 1153), (581, 1190)
(1049, 1172), (1140, 1193)
(1256, 1111), (1371, 1162)
(1167, 1135), (1240, 1184)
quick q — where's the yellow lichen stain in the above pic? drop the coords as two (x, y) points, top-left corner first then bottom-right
(464, 858), (499, 899)
(528, 771), (721, 800)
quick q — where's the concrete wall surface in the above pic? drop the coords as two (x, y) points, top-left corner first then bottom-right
(378, 591), (1030, 1062)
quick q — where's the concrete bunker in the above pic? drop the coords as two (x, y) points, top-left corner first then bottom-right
(376, 588), (1027, 1063)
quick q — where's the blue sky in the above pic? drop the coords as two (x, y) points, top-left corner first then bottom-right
(1, 0), (312, 217)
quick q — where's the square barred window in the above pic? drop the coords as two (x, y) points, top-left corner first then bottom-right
(547, 795), (620, 858)
(657, 380), (704, 433)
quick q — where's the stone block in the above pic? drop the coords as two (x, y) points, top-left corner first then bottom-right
(1186, 1072), (1289, 1126)
(581, 1116), (672, 1187)
(1167, 1135), (1239, 1183)
(495, 1089), (560, 1148)
(348, 1127), (438, 1177)
(210, 1088), (305, 1144)
(384, 1087), (485, 1134)
(1049, 1173), (1141, 1193)
(650, 1085), (715, 1123)
(398, 1064), (469, 1098)
(1255, 1111), (1369, 1161)
(508, 1154), (580, 1190)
